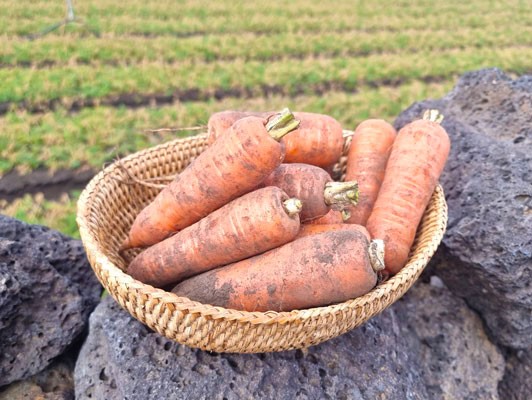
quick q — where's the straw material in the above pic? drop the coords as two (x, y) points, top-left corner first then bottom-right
(77, 133), (447, 353)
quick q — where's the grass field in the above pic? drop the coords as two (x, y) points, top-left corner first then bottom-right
(1, 0), (531, 237)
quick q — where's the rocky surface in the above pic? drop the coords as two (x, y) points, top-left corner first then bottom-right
(74, 296), (427, 400)
(498, 348), (531, 400)
(0, 352), (76, 400)
(394, 282), (504, 399)
(0, 214), (101, 309)
(394, 68), (532, 350)
(0, 215), (102, 387)
(75, 281), (504, 400)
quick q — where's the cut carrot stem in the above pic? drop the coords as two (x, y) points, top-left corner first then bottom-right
(323, 181), (359, 209)
(282, 198), (303, 217)
(266, 108), (300, 140)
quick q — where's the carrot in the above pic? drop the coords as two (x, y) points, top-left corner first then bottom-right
(322, 163), (338, 180)
(366, 110), (450, 275)
(207, 110), (274, 145)
(283, 112), (344, 167)
(305, 210), (343, 225)
(120, 109), (299, 250)
(297, 223), (370, 241)
(208, 111), (344, 167)
(172, 230), (384, 312)
(127, 187), (302, 287)
(344, 119), (397, 225)
(260, 163), (358, 222)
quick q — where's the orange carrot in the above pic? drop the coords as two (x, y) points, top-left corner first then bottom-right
(297, 223), (370, 241)
(127, 187), (302, 287)
(207, 110), (274, 145)
(283, 112), (344, 167)
(344, 119), (397, 225)
(208, 111), (344, 167)
(366, 110), (450, 275)
(172, 230), (384, 312)
(121, 109), (299, 250)
(260, 163), (358, 222)
(305, 210), (343, 225)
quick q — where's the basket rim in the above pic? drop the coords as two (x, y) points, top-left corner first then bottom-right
(77, 134), (448, 327)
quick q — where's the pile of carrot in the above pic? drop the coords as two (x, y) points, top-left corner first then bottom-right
(121, 108), (449, 312)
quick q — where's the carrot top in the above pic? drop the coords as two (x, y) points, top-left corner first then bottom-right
(323, 181), (359, 210)
(266, 108), (301, 140)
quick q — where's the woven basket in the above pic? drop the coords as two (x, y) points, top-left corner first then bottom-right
(77, 133), (447, 353)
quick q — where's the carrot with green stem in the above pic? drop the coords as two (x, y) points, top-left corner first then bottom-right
(344, 119), (397, 226)
(260, 163), (358, 222)
(366, 110), (450, 275)
(127, 187), (302, 288)
(172, 230), (384, 312)
(207, 110), (275, 144)
(208, 111), (344, 168)
(120, 108), (299, 250)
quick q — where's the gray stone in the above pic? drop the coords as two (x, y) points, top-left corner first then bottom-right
(498, 348), (532, 400)
(395, 282), (505, 400)
(0, 215), (101, 387)
(394, 68), (532, 349)
(0, 214), (102, 311)
(0, 351), (75, 400)
(75, 296), (428, 400)
(75, 281), (506, 400)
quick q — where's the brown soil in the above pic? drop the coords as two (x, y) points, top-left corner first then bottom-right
(0, 167), (95, 203)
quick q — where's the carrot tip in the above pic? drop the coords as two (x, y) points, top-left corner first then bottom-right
(119, 238), (131, 253)
(369, 239), (385, 273)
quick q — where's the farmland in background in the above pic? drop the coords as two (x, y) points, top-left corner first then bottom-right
(1, 0), (531, 237)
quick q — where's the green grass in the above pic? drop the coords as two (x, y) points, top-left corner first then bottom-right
(2, 25), (532, 67)
(1, 79), (454, 175)
(1, 45), (531, 106)
(0, 191), (81, 238)
(1, 0), (530, 36)
(1, 0), (531, 237)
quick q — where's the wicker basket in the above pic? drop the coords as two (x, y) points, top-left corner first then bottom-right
(76, 133), (447, 353)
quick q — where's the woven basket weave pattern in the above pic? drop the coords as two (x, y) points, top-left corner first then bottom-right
(77, 133), (448, 353)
